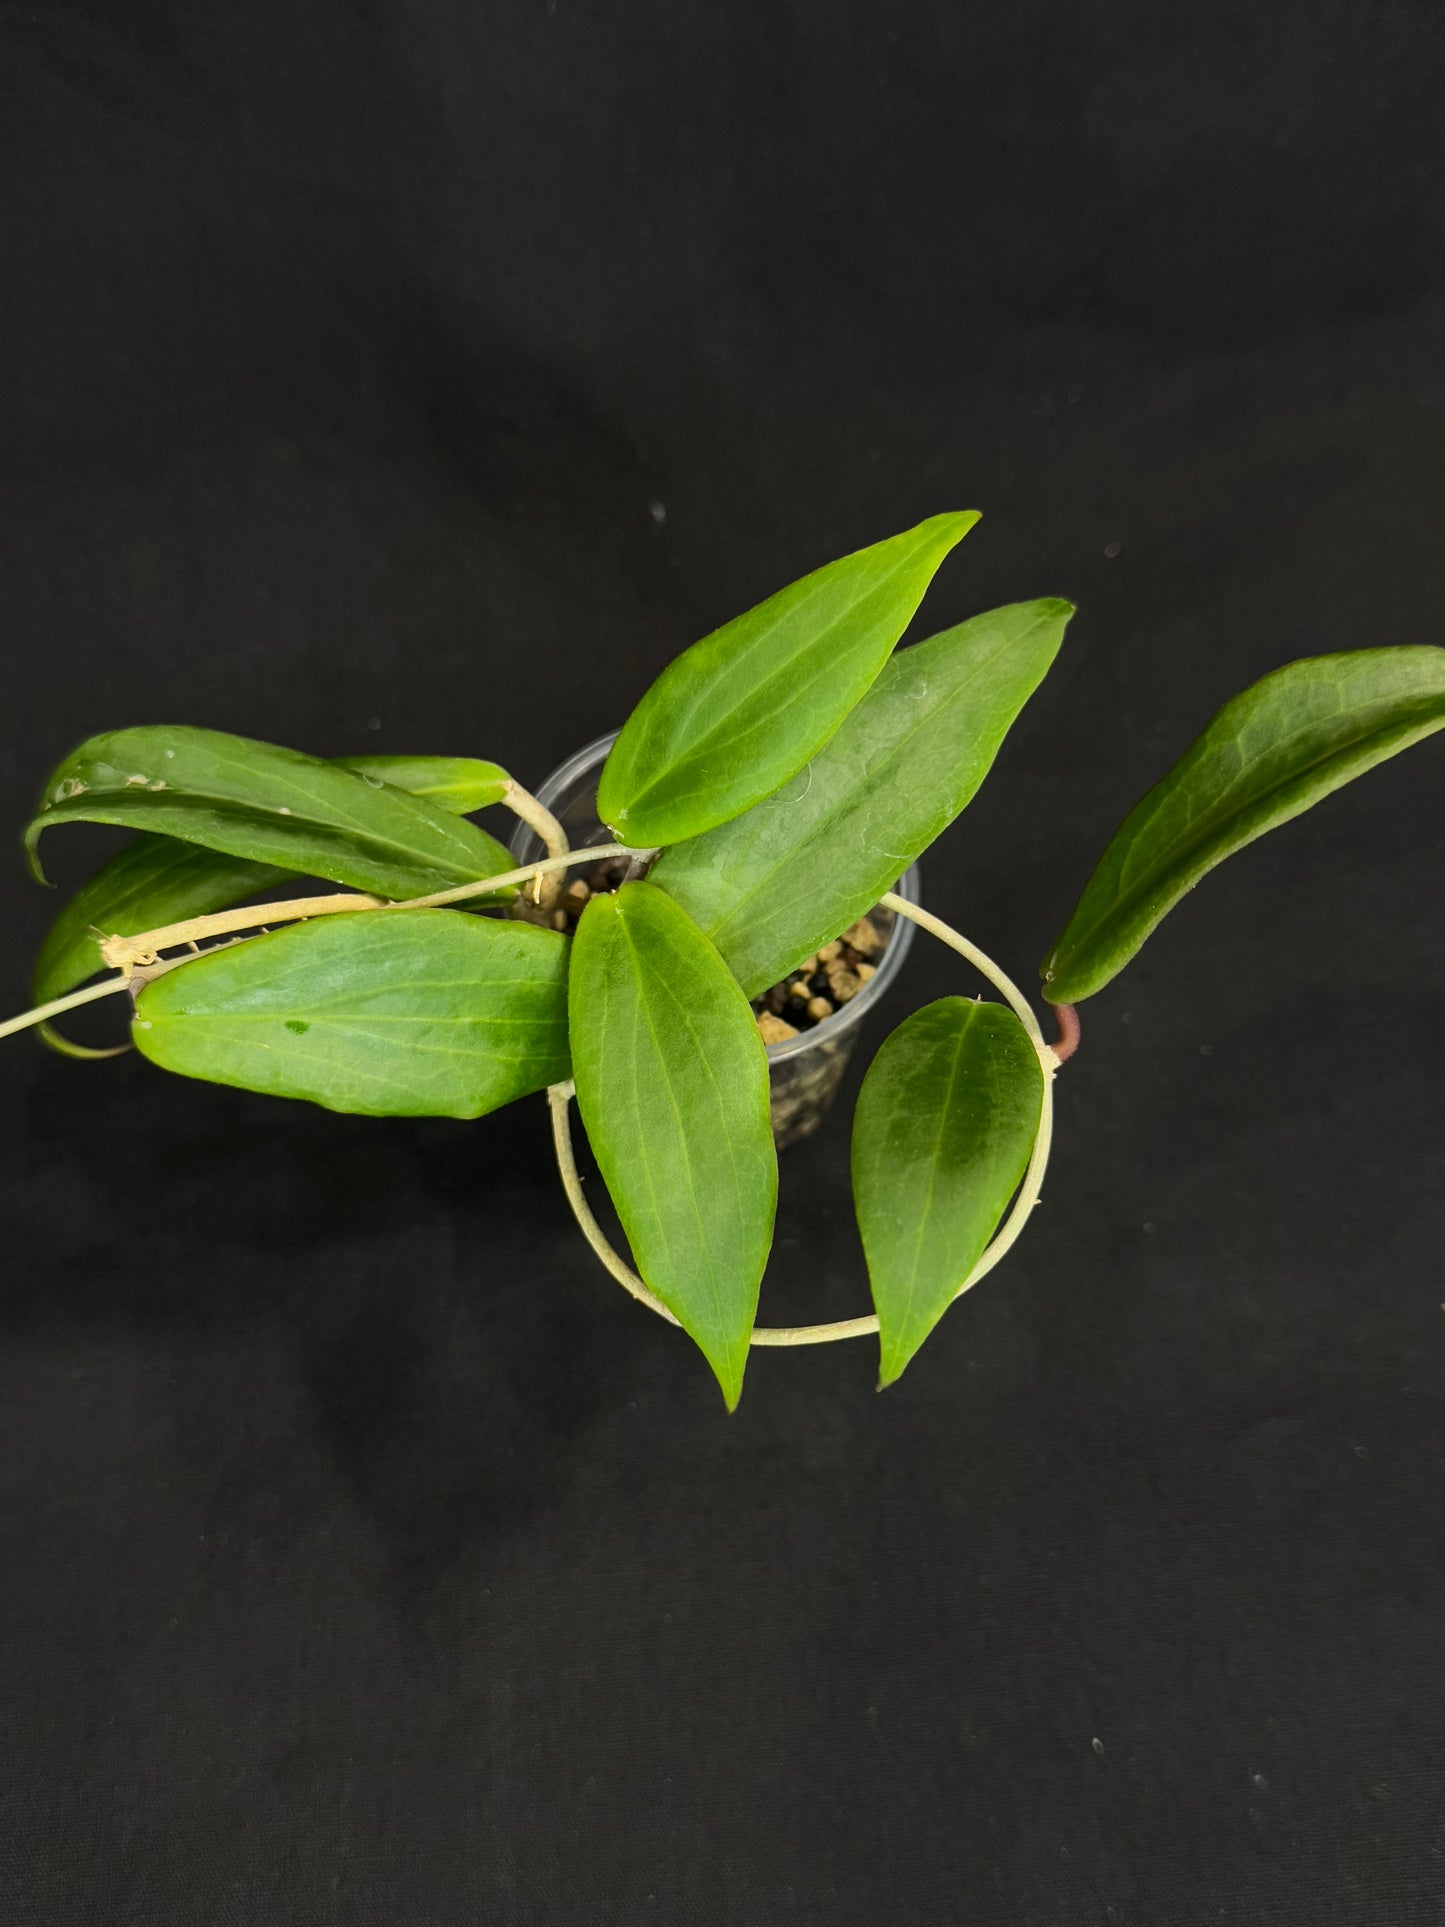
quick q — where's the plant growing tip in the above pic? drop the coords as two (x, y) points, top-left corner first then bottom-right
(2, 517), (1439, 1409)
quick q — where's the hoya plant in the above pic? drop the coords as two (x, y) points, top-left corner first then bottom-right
(5, 514), (1443, 1406)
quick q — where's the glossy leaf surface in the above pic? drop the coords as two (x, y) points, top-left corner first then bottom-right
(567, 881), (777, 1408)
(331, 754), (511, 814)
(652, 599), (1071, 996)
(852, 998), (1043, 1387)
(1042, 647), (1445, 1003)
(27, 726), (516, 901)
(33, 752), (515, 1007)
(596, 512), (979, 846)
(133, 910), (570, 1118)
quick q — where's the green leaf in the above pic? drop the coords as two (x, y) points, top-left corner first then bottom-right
(851, 998), (1043, 1387)
(132, 910), (570, 1118)
(567, 880), (777, 1408)
(26, 726), (517, 901)
(32, 752), (516, 1008)
(596, 512), (980, 846)
(652, 599), (1071, 996)
(1042, 647), (1445, 1004)
(331, 754), (511, 815)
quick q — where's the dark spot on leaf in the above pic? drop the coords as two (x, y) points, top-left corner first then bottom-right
(284, 1019), (310, 1035)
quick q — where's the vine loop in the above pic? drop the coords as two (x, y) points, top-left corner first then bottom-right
(550, 893), (1062, 1349)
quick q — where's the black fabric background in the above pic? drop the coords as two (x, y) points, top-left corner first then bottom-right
(2, 5), (1443, 1922)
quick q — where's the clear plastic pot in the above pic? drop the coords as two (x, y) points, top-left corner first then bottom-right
(510, 731), (920, 1148)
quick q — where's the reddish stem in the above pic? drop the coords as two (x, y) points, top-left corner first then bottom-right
(1048, 1001), (1081, 1064)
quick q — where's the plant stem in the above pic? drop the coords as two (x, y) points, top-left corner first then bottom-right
(547, 1082), (681, 1326)
(550, 900), (1065, 1350)
(99, 845), (642, 970)
(620, 849), (661, 884)
(1049, 1000), (1081, 1063)
(748, 1313), (881, 1347)
(100, 894), (385, 968)
(390, 846), (638, 911)
(500, 779), (569, 908)
(0, 975), (134, 1044)
(878, 892), (1057, 1064)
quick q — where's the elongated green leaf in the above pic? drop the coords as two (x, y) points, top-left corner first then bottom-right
(331, 754), (511, 814)
(132, 910), (570, 1117)
(596, 512), (979, 846)
(652, 599), (1071, 996)
(568, 881), (777, 1408)
(1042, 647), (1445, 1004)
(27, 726), (516, 901)
(852, 998), (1043, 1387)
(33, 753), (516, 1007)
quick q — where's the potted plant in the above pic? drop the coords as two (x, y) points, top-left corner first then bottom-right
(5, 514), (1442, 1406)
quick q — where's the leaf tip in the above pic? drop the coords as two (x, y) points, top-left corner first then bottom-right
(930, 508), (982, 547)
(875, 1346), (911, 1391)
(693, 1320), (751, 1412)
(37, 1021), (131, 1061)
(23, 824), (52, 887)
(713, 1353), (747, 1412)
